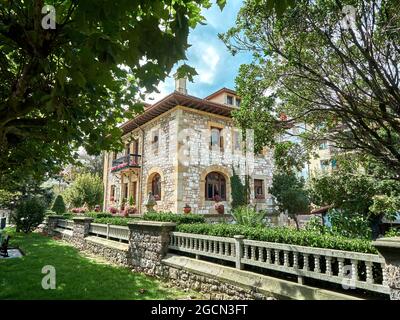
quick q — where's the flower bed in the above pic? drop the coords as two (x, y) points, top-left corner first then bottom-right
(176, 223), (376, 254)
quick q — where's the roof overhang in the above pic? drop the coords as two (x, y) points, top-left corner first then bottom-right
(120, 91), (234, 134)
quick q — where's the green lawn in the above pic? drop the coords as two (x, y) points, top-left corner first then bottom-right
(0, 229), (195, 300)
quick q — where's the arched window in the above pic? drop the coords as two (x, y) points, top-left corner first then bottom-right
(205, 172), (226, 201)
(151, 173), (161, 200)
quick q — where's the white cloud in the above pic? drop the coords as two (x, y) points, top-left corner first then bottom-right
(196, 44), (220, 84)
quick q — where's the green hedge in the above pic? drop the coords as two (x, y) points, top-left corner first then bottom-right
(176, 223), (376, 254)
(86, 212), (113, 219)
(143, 213), (205, 225)
(92, 217), (138, 226)
(91, 212), (205, 226)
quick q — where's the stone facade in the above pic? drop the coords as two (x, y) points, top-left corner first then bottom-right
(103, 90), (274, 216)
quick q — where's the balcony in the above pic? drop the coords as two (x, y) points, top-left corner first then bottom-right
(111, 154), (141, 173)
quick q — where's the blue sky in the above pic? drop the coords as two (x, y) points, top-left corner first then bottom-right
(145, 0), (252, 102)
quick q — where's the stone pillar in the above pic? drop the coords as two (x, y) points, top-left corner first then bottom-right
(72, 217), (93, 248)
(373, 237), (400, 300)
(234, 235), (244, 270)
(127, 221), (176, 276)
(46, 215), (64, 236)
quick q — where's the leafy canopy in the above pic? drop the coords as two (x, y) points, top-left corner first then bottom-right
(222, 0), (400, 178)
(0, 0), (225, 190)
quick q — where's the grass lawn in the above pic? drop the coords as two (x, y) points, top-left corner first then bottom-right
(0, 228), (197, 300)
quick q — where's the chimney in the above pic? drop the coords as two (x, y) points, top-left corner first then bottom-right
(174, 73), (187, 95)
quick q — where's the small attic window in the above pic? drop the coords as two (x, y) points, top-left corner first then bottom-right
(227, 95), (234, 105)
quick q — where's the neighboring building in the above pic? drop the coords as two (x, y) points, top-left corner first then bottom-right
(102, 78), (274, 215)
(309, 140), (338, 175)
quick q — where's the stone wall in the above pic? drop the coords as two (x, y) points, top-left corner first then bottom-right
(162, 264), (273, 300)
(373, 237), (400, 300)
(128, 221), (175, 276)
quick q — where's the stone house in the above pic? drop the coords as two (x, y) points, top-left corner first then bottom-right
(102, 78), (274, 215)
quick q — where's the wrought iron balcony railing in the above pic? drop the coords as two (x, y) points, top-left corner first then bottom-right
(111, 154), (141, 173)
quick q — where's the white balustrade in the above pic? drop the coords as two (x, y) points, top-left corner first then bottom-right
(169, 232), (389, 295)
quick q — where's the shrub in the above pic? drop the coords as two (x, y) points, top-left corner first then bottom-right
(232, 206), (266, 227)
(176, 223), (376, 253)
(13, 197), (46, 233)
(384, 227), (400, 238)
(86, 212), (113, 219)
(63, 173), (103, 210)
(327, 209), (372, 240)
(93, 217), (138, 226)
(51, 195), (66, 214)
(230, 169), (249, 209)
(143, 212), (205, 225)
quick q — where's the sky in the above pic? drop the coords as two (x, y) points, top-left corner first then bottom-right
(144, 0), (252, 103)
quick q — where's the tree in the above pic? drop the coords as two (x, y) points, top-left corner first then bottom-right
(230, 168), (249, 209)
(51, 195), (66, 214)
(0, 0), (226, 189)
(308, 154), (400, 219)
(222, 0), (400, 178)
(63, 173), (103, 210)
(269, 172), (310, 229)
(13, 197), (46, 233)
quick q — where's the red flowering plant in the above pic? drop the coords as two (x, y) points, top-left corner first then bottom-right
(109, 207), (118, 214)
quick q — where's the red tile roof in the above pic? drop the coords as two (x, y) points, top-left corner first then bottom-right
(120, 91), (234, 134)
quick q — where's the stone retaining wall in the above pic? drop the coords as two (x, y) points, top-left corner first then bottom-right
(43, 216), (400, 300)
(162, 264), (273, 300)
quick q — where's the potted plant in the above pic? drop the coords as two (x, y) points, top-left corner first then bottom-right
(94, 205), (101, 212)
(215, 203), (224, 214)
(213, 195), (224, 214)
(109, 206), (118, 214)
(125, 195), (137, 215)
(183, 204), (191, 214)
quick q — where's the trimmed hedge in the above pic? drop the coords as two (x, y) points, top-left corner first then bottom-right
(91, 213), (205, 226)
(176, 223), (376, 254)
(86, 212), (113, 219)
(143, 213), (205, 225)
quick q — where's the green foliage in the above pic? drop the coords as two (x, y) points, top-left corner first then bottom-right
(92, 217), (137, 226)
(0, 189), (19, 209)
(143, 212), (205, 225)
(176, 223), (376, 253)
(92, 212), (205, 226)
(384, 227), (400, 238)
(269, 172), (310, 228)
(63, 173), (103, 210)
(369, 195), (400, 221)
(230, 169), (249, 209)
(304, 216), (327, 234)
(0, 0), (217, 189)
(86, 212), (113, 219)
(51, 195), (66, 214)
(327, 209), (372, 240)
(222, 0), (400, 176)
(231, 206), (266, 227)
(273, 141), (308, 174)
(13, 197), (46, 233)
(308, 155), (400, 220)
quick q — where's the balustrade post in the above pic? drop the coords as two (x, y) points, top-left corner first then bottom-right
(373, 237), (400, 300)
(234, 235), (245, 270)
(46, 215), (64, 236)
(106, 223), (110, 239)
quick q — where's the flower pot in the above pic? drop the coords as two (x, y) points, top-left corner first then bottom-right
(183, 204), (191, 214)
(214, 203), (224, 214)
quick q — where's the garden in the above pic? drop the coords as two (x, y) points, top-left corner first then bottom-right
(0, 228), (200, 300)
